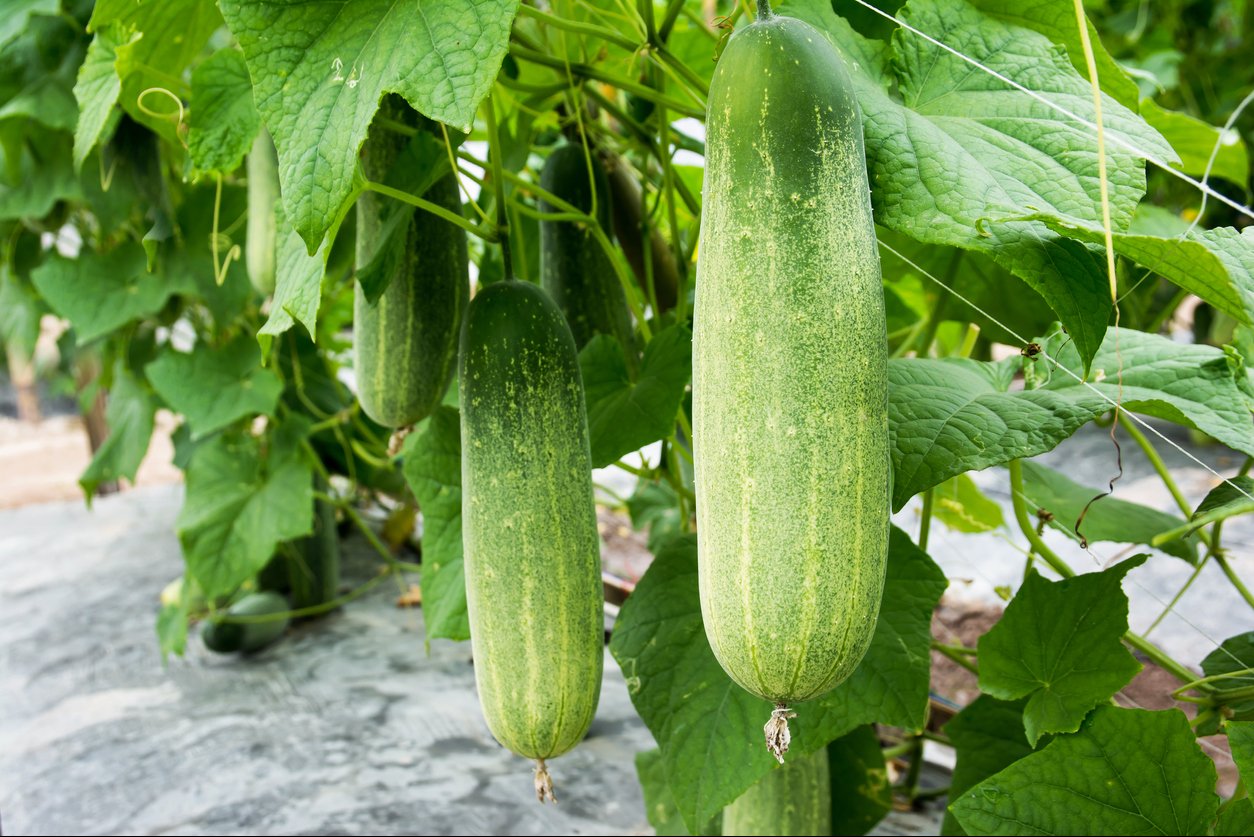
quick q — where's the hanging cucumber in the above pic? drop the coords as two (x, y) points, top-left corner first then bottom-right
(245, 129), (279, 296)
(539, 143), (637, 367)
(460, 279), (604, 803)
(355, 97), (469, 428)
(202, 591), (290, 654)
(290, 476), (340, 611)
(693, 0), (890, 761)
(722, 748), (832, 836)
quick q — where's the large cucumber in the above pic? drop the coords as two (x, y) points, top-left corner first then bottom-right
(245, 129), (279, 295)
(722, 748), (832, 836)
(355, 97), (468, 428)
(539, 143), (636, 364)
(459, 279), (604, 802)
(693, 1), (889, 761)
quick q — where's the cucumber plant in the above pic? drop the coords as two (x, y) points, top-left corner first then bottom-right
(5, 0), (1254, 833)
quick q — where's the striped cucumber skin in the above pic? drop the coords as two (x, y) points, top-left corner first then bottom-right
(693, 13), (889, 705)
(722, 748), (832, 836)
(245, 129), (279, 295)
(460, 280), (604, 762)
(355, 99), (469, 428)
(539, 144), (636, 364)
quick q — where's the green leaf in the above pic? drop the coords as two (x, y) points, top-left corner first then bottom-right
(100, 0), (223, 142)
(1140, 98), (1250, 186)
(1196, 227), (1254, 318)
(31, 244), (188, 343)
(610, 528), (943, 832)
(889, 326), (1254, 508)
(1230, 721), (1254, 780)
(72, 30), (125, 170)
(0, 247), (45, 355)
(80, 360), (157, 498)
(1197, 476), (1254, 518)
(789, 0), (1176, 369)
(978, 556), (1146, 745)
(626, 478), (683, 554)
(146, 335), (283, 439)
(187, 48), (260, 177)
(177, 421), (314, 598)
(581, 325), (692, 468)
(635, 748), (721, 836)
(1019, 461), (1197, 563)
(941, 697), (1037, 837)
(400, 406), (468, 642)
(260, 226), (331, 339)
(1215, 800), (1254, 837)
(1202, 633), (1254, 721)
(0, 0), (59, 52)
(0, 129), (81, 221)
(951, 706), (1218, 836)
(219, 0), (519, 250)
(933, 473), (1004, 534)
(156, 584), (189, 661)
(1017, 211), (1249, 325)
(963, 0), (1141, 110)
(827, 725), (892, 836)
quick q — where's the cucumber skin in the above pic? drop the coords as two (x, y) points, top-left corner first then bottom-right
(290, 479), (340, 611)
(355, 100), (468, 428)
(459, 280), (604, 761)
(722, 748), (832, 836)
(245, 129), (279, 296)
(202, 591), (290, 654)
(693, 15), (889, 704)
(539, 144), (636, 362)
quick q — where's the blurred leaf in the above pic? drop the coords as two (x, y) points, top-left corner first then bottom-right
(933, 474), (1004, 534)
(146, 334), (283, 439)
(187, 48), (260, 177)
(80, 359), (156, 497)
(827, 725), (892, 836)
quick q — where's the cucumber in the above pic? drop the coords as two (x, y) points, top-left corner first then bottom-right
(245, 129), (279, 296)
(693, 2), (889, 761)
(290, 480), (340, 611)
(539, 143), (636, 364)
(459, 279), (604, 803)
(722, 748), (832, 836)
(605, 154), (679, 314)
(202, 591), (290, 654)
(355, 97), (469, 428)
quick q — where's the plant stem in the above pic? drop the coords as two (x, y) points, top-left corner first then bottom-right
(756, 0), (774, 20)
(932, 641), (979, 675)
(1117, 412), (1194, 519)
(364, 181), (496, 242)
(902, 735), (924, 801)
(919, 487), (935, 552)
(1144, 554), (1209, 636)
(220, 570), (391, 623)
(518, 3), (642, 52)
(1215, 553), (1254, 610)
(1145, 286), (1190, 335)
(484, 97), (513, 280)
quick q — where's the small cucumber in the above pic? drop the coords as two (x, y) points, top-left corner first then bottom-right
(245, 129), (279, 296)
(202, 591), (290, 654)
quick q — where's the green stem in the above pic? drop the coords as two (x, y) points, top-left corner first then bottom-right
(1118, 412), (1194, 520)
(220, 570), (391, 623)
(658, 0), (686, 41)
(364, 181), (496, 242)
(484, 97), (513, 279)
(1171, 666), (1254, 698)
(518, 3), (642, 52)
(902, 735), (925, 801)
(341, 501), (422, 573)
(1215, 553), (1254, 611)
(508, 44), (705, 119)
(655, 46), (710, 101)
(1145, 286), (1190, 335)
(919, 487), (935, 552)
(756, 0), (775, 20)
(1122, 632), (1201, 686)
(1144, 554), (1209, 636)
(932, 641), (979, 675)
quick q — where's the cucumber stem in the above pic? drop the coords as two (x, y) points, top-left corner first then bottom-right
(764, 703), (795, 763)
(534, 759), (557, 804)
(756, 0), (774, 21)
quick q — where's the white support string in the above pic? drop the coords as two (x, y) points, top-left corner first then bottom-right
(848, 0), (1254, 224)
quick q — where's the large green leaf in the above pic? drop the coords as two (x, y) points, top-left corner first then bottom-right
(31, 243), (189, 343)
(888, 327), (1254, 508)
(941, 697), (1037, 836)
(80, 360), (157, 499)
(0, 1), (59, 52)
(72, 30), (124, 169)
(951, 706), (1218, 836)
(635, 748), (721, 836)
(146, 335), (283, 439)
(978, 557), (1146, 746)
(187, 48), (260, 177)
(609, 528), (943, 833)
(787, 0), (1175, 369)
(219, 0), (519, 250)
(177, 421), (314, 598)
(580, 325), (692, 468)
(1019, 461), (1197, 563)
(400, 406), (468, 642)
